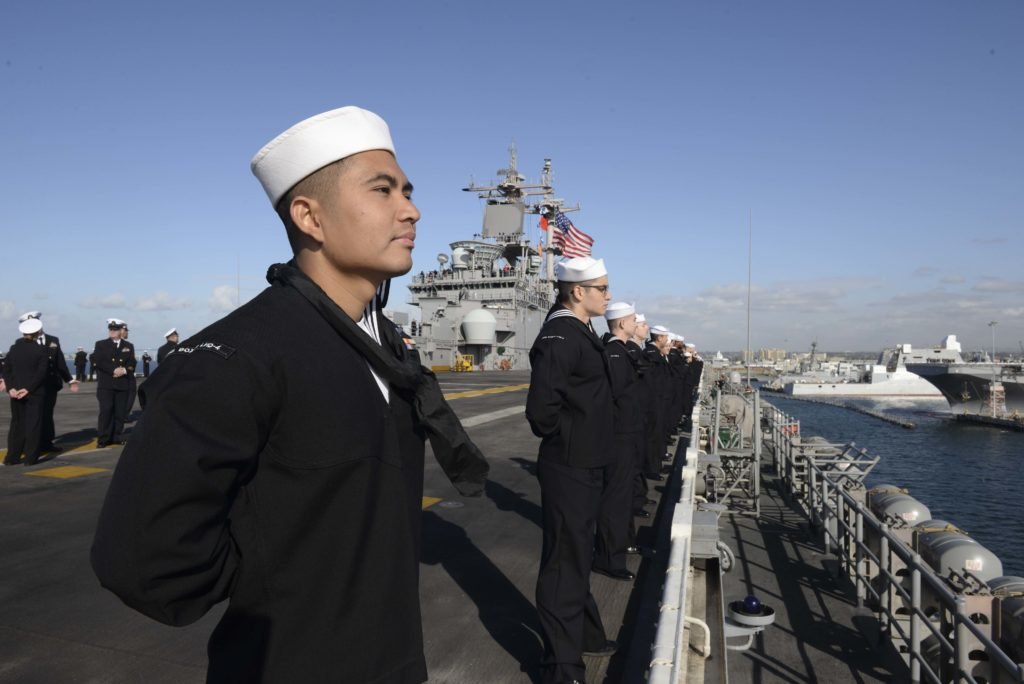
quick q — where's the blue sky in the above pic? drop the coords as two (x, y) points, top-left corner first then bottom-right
(2, 1), (1021, 356)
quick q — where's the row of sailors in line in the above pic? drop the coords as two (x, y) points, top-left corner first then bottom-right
(526, 255), (702, 684)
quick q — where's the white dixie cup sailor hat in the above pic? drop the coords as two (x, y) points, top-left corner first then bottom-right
(554, 256), (607, 282)
(250, 106), (396, 207)
(604, 302), (635, 321)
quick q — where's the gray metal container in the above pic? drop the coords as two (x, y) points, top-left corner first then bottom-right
(867, 489), (932, 528)
(913, 520), (1004, 583)
(864, 484), (930, 561)
(991, 576), (1024, 660)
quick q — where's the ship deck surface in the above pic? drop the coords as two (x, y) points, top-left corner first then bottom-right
(0, 372), (902, 682)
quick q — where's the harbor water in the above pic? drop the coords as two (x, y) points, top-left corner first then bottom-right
(766, 393), (1024, 577)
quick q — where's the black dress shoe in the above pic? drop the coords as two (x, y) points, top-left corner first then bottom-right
(583, 640), (618, 657)
(634, 509), (650, 519)
(592, 567), (635, 581)
(42, 444), (62, 453)
(646, 498), (657, 505)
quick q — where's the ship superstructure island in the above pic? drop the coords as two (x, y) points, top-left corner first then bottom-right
(407, 147), (579, 371)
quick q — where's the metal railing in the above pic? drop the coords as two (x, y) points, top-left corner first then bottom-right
(764, 402), (1024, 684)
(651, 391), (1024, 683)
(649, 402), (702, 684)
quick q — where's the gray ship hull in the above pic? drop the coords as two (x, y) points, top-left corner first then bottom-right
(905, 362), (1024, 414)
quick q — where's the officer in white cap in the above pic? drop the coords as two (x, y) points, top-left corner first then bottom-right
(18, 311), (77, 452)
(526, 255), (617, 682)
(93, 106), (487, 684)
(156, 328), (179, 364)
(592, 302), (644, 582)
(4, 318), (50, 466)
(91, 319), (136, 447)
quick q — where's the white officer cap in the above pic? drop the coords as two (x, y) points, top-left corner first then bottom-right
(164, 328), (178, 338)
(18, 311), (41, 323)
(107, 318), (125, 330)
(685, 342), (696, 349)
(604, 301), (635, 321)
(251, 106), (396, 207)
(19, 319), (43, 335)
(77, 346), (84, 351)
(635, 313), (646, 323)
(650, 325), (671, 337)
(554, 256), (607, 283)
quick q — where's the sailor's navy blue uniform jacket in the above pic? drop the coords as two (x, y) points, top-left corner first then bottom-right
(525, 307), (614, 468)
(91, 282), (431, 684)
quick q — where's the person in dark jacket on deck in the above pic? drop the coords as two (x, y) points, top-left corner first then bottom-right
(4, 319), (50, 466)
(156, 328), (178, 364)
(19, 311), (78, 452)
(74, 347), (88, 382)
(92, 319), (135, 447)
(526, 255), (617, 684)
(593, 302), (644, 581)
(91, 106), (487, 684)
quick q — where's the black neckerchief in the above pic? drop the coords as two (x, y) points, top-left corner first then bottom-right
(266, 261), (488, 496)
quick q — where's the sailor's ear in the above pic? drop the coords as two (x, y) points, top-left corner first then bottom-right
(289, 196), (326, 245)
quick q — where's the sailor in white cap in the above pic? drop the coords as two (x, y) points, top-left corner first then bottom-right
(526, 255), (618, 682)
(640, 324), (674, 482)
(91, 319), (136, 447)
(681, 342), (703, 427)
(93, 106), (487, 684)
(592, 302), (644, 582)
(4, 318), (50, 465)
(624, 311), (656, 518)
(18, 311), (77, 453)
(157, 328), (179, 364)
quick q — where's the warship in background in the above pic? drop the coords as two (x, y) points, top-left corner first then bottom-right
(407, 148), (575, 371)
(906, 335), (1024, 415)
(779, 337), (964, 398)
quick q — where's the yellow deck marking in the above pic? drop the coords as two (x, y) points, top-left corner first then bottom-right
(25, 465), (110, 479)
(443, 383), (529, 400)
(422, 496), (442, 509)
(0, 438), (104, 461)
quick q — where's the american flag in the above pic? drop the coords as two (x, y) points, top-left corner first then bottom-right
(547, 211), (594, 258)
